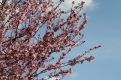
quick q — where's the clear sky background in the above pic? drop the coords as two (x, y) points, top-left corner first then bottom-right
(63, 0), (121, 80)
(37, 0), (121, 80)
(0, 0), (121, 80)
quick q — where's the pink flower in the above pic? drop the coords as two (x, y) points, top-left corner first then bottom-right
(85, 56), (95, 62)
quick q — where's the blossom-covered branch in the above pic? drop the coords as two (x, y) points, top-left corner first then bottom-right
(0, 0), (100, 80)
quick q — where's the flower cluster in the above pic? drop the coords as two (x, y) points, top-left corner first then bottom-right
(0, 0), (100, 80)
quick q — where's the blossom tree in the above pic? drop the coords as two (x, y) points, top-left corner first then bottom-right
(0, 0), (101, 80)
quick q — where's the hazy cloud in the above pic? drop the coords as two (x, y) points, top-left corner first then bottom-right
(46, 77), (60, 80)
(53, 0), (95, 10)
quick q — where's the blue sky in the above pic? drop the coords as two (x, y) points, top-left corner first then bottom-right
(64, 0), (121, 80)
(0, 0), (121, 80)
(14, 0), (120, 79)
(29, 0), (121, 80)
